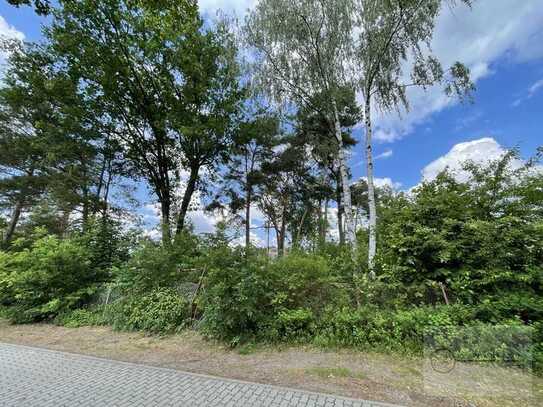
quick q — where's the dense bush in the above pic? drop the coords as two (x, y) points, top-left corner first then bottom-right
(55, 307), (107, 328)
(376, 156), (543, 318)
(0, 234), (102, 323)
(105, 288), (190, 334)
(112, 232), (201, 293)
(201, 252), (343, 344)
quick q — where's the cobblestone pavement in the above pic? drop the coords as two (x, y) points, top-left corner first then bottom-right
(0, 343), (400, 407)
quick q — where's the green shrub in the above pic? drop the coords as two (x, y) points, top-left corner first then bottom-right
(106, 289), (190, 334)
(55, 307), (107, 328)
(266, 254), (342, 312)
(201, 252), (340, 344)
(113, 233), (201, 293)
(272, 308), (315, 341)
(201, 255), (269, 344)
(0, 235), (100, 323)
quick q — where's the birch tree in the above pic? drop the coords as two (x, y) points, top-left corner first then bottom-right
(244, 0), (359, 247)
(353, 0), (474, 275)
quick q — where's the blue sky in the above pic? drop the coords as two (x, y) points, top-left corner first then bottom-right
(1, 0), (542, 242)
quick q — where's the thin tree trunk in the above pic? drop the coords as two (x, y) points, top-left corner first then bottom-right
(364, 97), (377, 277)
(102, 158), (113, 217)
(175, 165), (199, 237)
(323, 198), (328, 243)
(2, 200), (23, 247)
(245, 148), (252, 251)
(277, 206), (287, 256)
(245, 187), (252, 251)
(294, 206), (309, 249)
(317, 199), (324, 245)
(336, 184), (345, 245)
(331, 99), (356, 248)
(160, 198), (172, 244)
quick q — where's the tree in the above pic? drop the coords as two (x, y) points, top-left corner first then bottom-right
(293, 88), (361, 246)
(258, 136), (313, 256)
(244, 0), (359, 247)
(0, 40), (102, 246)
(7, 0), (51, 15)
(49, 0), (242, 244)
(212, 110), (280, 250)
(353, 0), (474, 275)
(377, 150), (543, 307)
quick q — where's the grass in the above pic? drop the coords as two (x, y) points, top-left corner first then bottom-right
(305, 366), (366, 380)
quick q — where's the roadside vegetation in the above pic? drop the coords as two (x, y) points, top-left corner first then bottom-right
(0, 1), (541, 400)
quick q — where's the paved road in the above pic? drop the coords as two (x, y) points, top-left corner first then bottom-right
(0, 343), (399, 407)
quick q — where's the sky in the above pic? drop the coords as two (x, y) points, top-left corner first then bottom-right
(1, 0), (542, 243)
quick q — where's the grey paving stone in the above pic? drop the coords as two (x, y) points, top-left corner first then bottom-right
(0, 343), (402, 407)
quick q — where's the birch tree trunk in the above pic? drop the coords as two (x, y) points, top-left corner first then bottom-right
(245, 187), (252, 250)
(336, 183), (345, 245)
(331, 99), (356, 249)
(2, 200), (23, 247)
(364, 97), (377, 277)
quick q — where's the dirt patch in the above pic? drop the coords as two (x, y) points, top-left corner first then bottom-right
(0, 320), (540, 406)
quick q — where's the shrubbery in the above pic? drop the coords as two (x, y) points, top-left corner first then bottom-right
(1, 155), (542, 374)
(112, 232), (201, 294)
(55, 307), (107, 328)
(104, 289), (191, 334)
(201, 253), (343, 344)
(0, 234), (102, 323)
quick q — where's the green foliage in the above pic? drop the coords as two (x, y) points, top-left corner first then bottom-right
(0, 234), (100, 322)
(201, 252), (342, 344)
(105, 289), (190, 334)
(376, 154), (543, 313)
(200, 249), (269, 344)
(112, 232), (201, 293)
(55, 307), (107, 328)
(273, 308), (315, 341)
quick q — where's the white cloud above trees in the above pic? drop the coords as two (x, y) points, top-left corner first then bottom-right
(421, 137), (523, 182)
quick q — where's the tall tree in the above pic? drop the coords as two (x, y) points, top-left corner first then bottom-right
(258, 136), (312, 256)
(293, 89), (361, 245)
(48, 0), (242, 243)
(211, 110), (280, 250)
(0, 41), (101, 246)
(244, 0), (359, 247)
(353, 0), (474, 274)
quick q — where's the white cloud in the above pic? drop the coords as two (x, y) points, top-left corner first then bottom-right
(375, 149), (393, 160)
(230, 231), (265, 247)
(358, 176), (402, 190)
(512, 78), (543, 107)
(421, 137), (523, 182)
(0, 15), (25, 61)
(198, 0), (256, 17)
(0, 16), (24, 42)
(528, 79), (543, 95)
(373, 0), (543, 142)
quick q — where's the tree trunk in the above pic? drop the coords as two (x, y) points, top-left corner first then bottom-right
(277, 206), (287, 256)
(364, 97), (377, 277)
(2, 200), (23, 247)
(245, 148), (252, 252)
(323, 198), (328, 243)
(245, 187), (252, 251)
(175, 165), (199, 237)
(336, 184), (345, 245)
(160, 198), (172, 244)
(294, 206), (309, 249)
(331, 99), (356, 248)
(317, 199), (324, 245)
